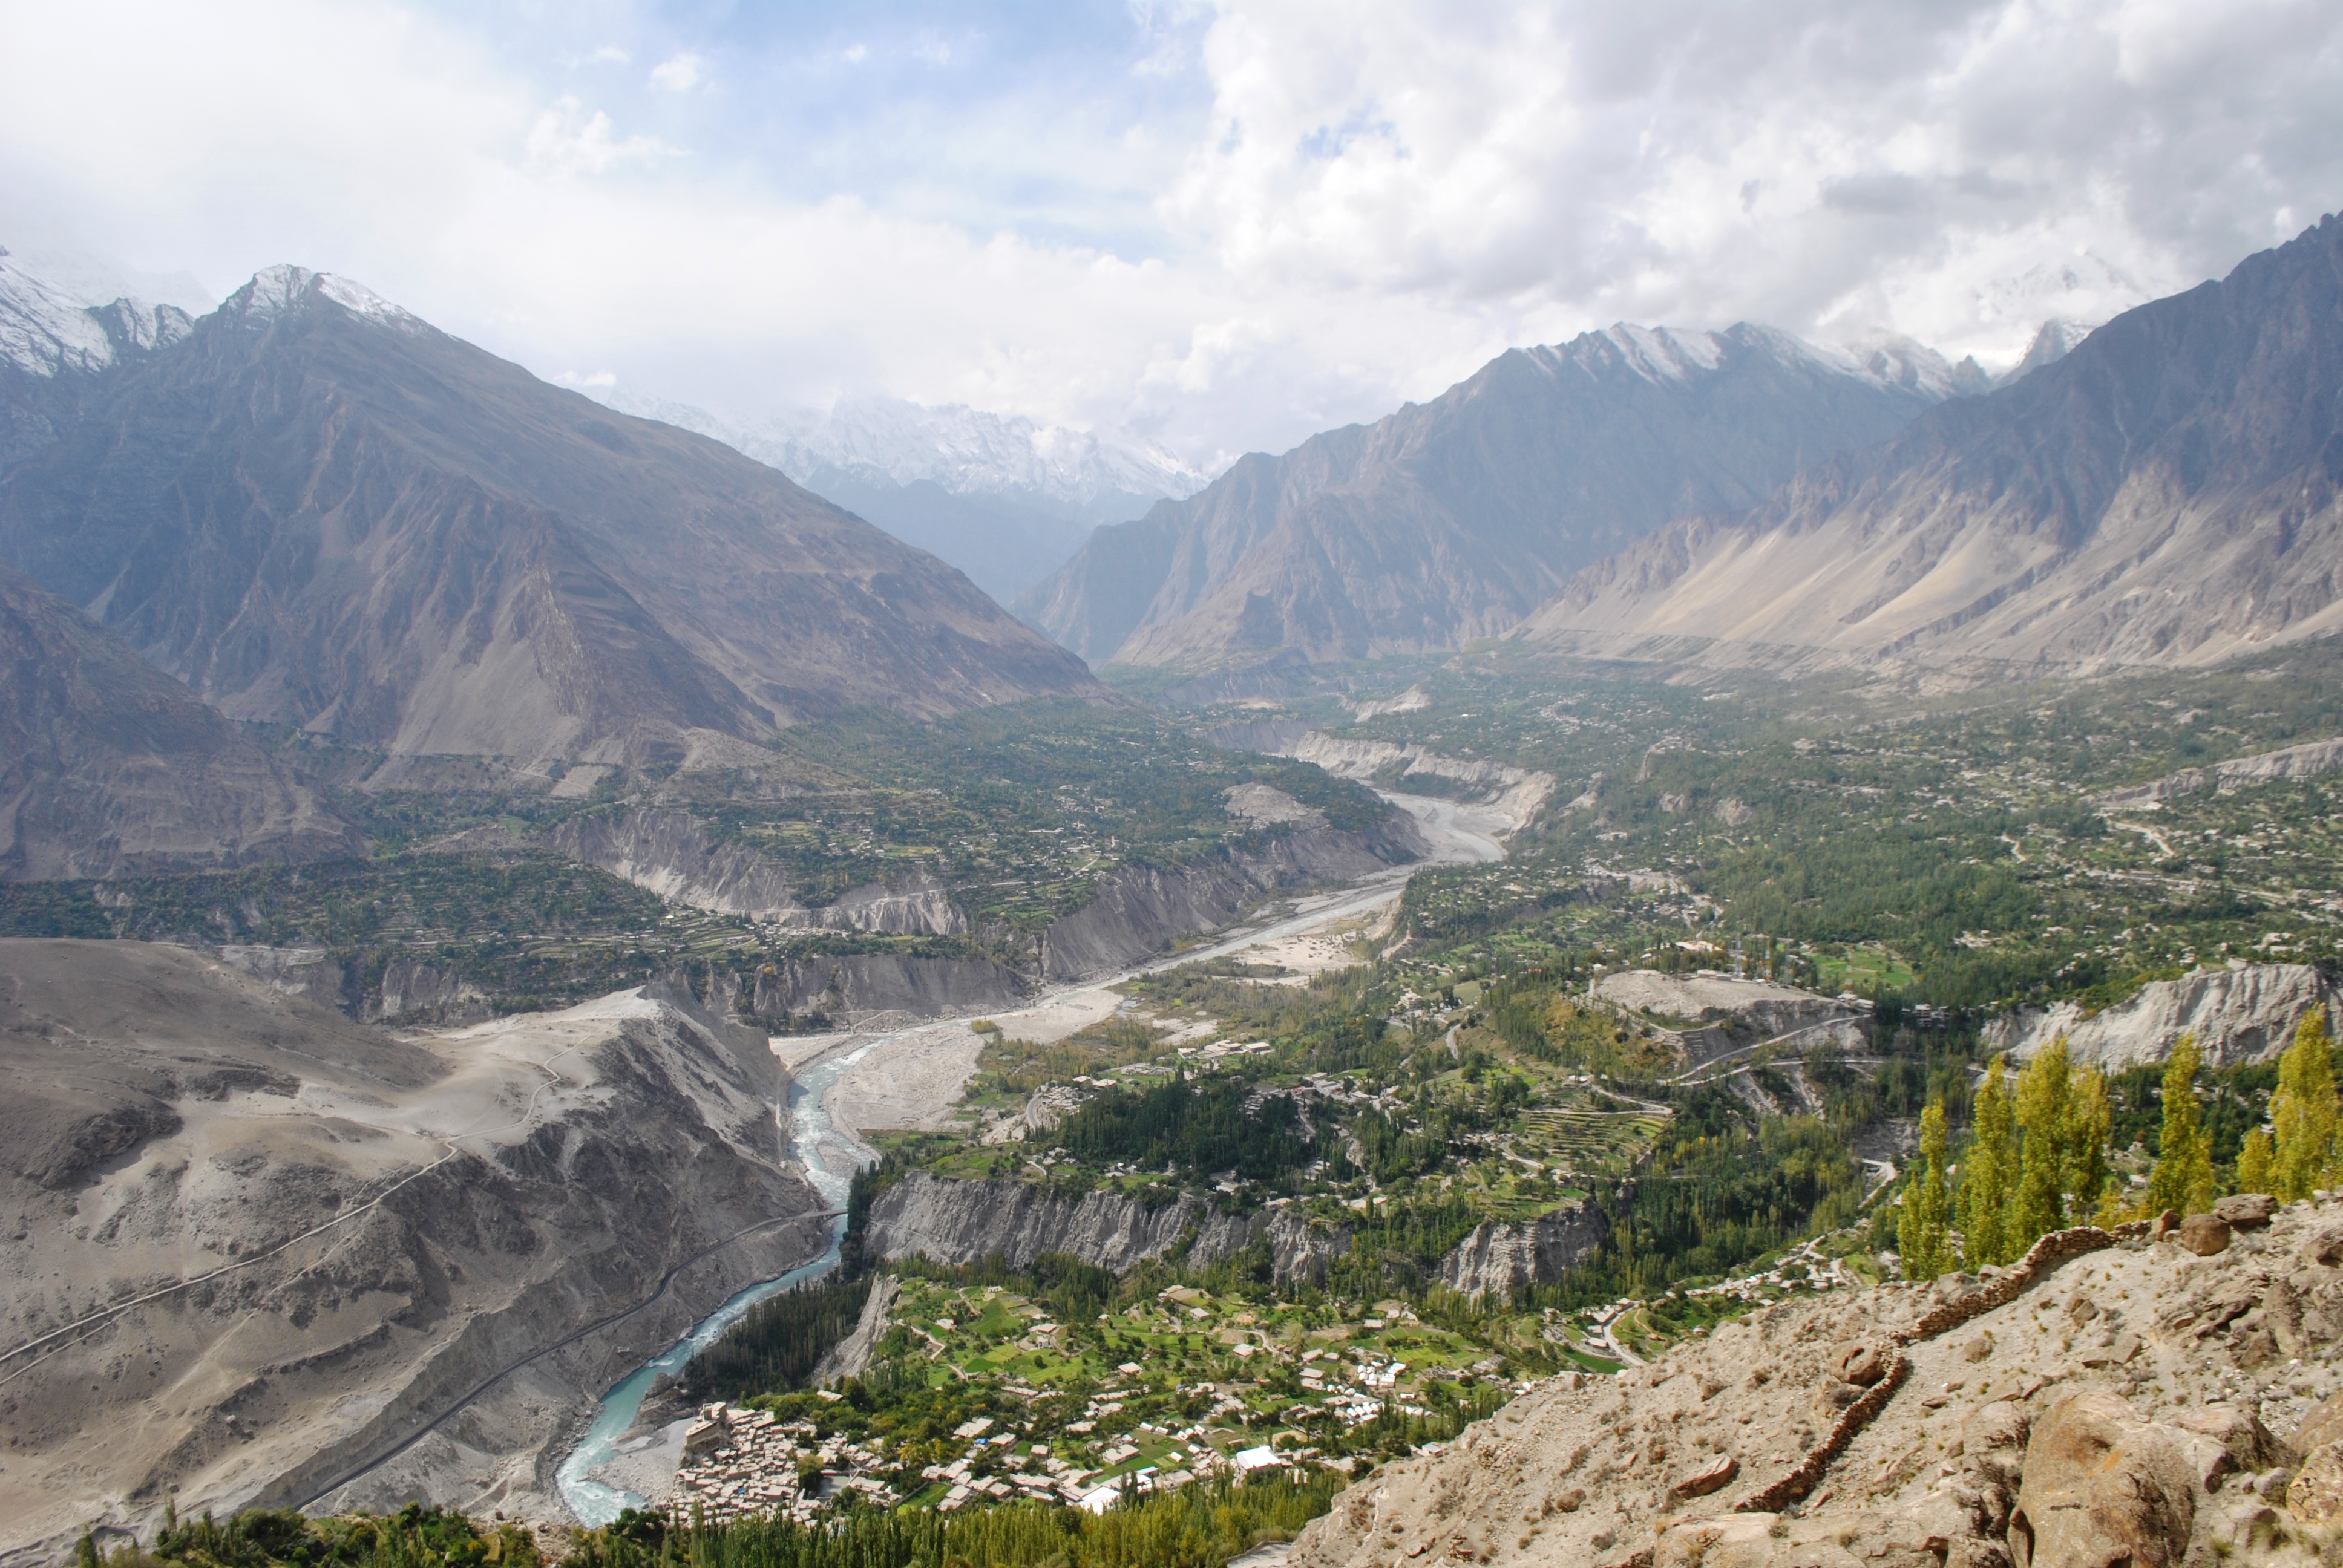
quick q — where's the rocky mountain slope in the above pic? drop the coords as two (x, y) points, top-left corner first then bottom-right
(0, 562), (356, 878)
(0, 940), (827, 1563)
(1985, 961), (2337, 1070)
(1018, 327), (1971, 670)
(1525, 212), (2343, 672)
(0, 264), (1098, 771)
(603, 391), (1208, 604)
(1289, 1203), (2343, 1568)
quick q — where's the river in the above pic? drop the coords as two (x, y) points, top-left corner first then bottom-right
(554, 1039), (883, 1524)
(553, 788), (1504, 1523)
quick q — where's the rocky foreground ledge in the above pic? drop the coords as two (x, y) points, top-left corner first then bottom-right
(1289, 1201), (2343, 1568)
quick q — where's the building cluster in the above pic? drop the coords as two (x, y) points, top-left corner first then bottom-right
(673, 1404), (894, 1524)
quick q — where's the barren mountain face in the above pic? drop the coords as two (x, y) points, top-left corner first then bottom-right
(0, 939), (825, 1566)
(0, 562), (356, 879)
(1529, 214), (2343, 672)
(0, 267), (1099, 771)
(1019, 327), (1967, 671)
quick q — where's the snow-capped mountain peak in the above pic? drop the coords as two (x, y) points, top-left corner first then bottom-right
(0, 246), (192, 378)
(227, 266), (426, 334)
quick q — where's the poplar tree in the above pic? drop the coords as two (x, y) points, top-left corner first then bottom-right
(1959, 1057), (2014, 1268)
(1899, 1097), (1953, 1281)
(2012, 1037), (2073, 1245)
(2236, 1126), (2276, 1198)
(2065, 1062), (2112, 1226)
(2272, 1005), (2338, 1202)
(2147, 1034), (2214, 1217)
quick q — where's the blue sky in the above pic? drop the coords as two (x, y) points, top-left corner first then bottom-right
(5, 1), (2341, 465)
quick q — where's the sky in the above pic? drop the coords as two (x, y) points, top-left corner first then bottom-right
(3, 0), (2340, 466)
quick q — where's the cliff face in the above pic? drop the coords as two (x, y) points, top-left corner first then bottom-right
(859, 1174), (1354, 1286)
(1435, 1203), (1607, 1301)
(1985, 961), (2337, 1069)
(859, 1171), (1253, 1274)
(1288, 1208), (2343, 1568)
(1038, 815), (1425, 980)
(0, 941), (827, 1563)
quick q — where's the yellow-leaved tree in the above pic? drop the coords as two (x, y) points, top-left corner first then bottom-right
(1898, 1097), (1953, 1281)
(2012, 1037), (2073, 1247)
(2146, 1034), (2214, 1217)
(2271, 1005), (2338, 1202)
(1960, 1057), (2014, 1268)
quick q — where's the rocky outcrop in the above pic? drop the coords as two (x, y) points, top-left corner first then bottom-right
(812, 1276), (899, 1390)
(212, 944), (349, 1008)
(0, 941), (827, 1564)
(859, 1171), (1254, 1273)
(1285, 1200), (2343, 1568)
(1985, 962), (2337, 1069)
(2102, 736), (2343, 808)
(1435, 1203), (1607, 1301)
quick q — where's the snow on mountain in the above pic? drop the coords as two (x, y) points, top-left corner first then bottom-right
(603, 390), (1207, 507)
(0, 247), (193, 377)
(1527, 321), (1990, 405)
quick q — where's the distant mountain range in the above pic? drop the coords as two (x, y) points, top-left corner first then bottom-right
(1016, 324), (2002, 671)
(0, 260), (1097, 802)
(1525, 213), (2343, 670)
(600, 391), (1208, 604)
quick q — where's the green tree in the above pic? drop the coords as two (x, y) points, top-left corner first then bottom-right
(2147, 1034), (2214, 1217)
(2012, 1037), (2073, 1246)
(1898, 1098), (1953, 1281)
(1959, 1058), (2014, 1268)
(2272, 1006), (2338, 1202)
(2236, 1126), (2276, 1198)
(2065, 1062), (2112, 1226)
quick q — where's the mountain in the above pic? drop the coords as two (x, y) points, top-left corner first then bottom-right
(602, 391), (1208, 604)
(0, 266), (1099, 770)
(1015, 325), (1981, 670)
(0, 560), (356, 879)
(0, 246), (193, 472)
(1524, 212), (2343, 671)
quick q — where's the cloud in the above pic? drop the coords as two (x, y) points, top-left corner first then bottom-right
(0, 0), (2337, 469)
(649, 51), (705, 92)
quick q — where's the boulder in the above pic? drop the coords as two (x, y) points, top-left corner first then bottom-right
(1829, 1341), (1887, 1386)
(2214, 1192), (2276, 1229)
(2010, 1391), (2195, 1568)
(2289, 1440), (2343, 1525)
(1668, 1452), (1738, 1501)
(2179, 1214), (2232, 1256)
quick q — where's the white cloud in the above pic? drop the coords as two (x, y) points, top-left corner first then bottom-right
(0, 0), (2336, 468)
(525, 98), (677, 175)
(649, 51), (705, 92)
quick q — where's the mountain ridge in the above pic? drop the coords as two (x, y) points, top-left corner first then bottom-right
(1017, 322), (1981, 670)
(1524, 212), (2343, 671)
(0, 264), (1101, 769)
